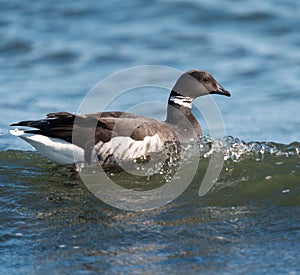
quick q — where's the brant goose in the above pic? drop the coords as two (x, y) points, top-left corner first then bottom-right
(10, 70), (230, 165)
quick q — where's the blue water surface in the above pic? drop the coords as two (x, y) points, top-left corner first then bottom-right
(1, 0), (299, 148)
(0, 0), (300, 274)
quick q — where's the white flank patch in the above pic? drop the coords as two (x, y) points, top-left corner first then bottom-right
(10, 130), (165, 165)
(169, 95), (193, 108)
(94, 134), (164, 162)
(10, 129), (84, 165)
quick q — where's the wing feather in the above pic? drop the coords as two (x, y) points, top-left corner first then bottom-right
(11, 111), (178, 147)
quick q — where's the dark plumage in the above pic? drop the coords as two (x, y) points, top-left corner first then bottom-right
(10, 70), (230, 165)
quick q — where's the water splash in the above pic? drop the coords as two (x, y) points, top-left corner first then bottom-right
(198, 136), (300, 162)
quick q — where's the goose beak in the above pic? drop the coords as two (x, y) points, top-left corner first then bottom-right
(212, 85), (231, 97)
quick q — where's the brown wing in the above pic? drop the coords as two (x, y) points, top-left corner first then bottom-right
(97, 114), (177, 142)
(10, 111), (178, 147)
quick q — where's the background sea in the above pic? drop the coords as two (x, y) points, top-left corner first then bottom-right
(0, 0), (300, 274)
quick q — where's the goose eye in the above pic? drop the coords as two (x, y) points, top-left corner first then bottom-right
(203, 77), (210, 82)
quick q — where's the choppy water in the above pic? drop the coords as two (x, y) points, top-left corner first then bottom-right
(1, 140), (300, 274)
(1, 0), (300, 274)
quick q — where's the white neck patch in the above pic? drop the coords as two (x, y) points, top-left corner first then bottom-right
(169, 95), (193, 108)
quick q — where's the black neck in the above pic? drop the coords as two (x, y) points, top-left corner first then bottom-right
(165, 90), (202, 139)
(166, 90), (193, 123)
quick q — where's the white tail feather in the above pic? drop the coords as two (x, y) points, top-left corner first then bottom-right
(10, 129), (84, 165)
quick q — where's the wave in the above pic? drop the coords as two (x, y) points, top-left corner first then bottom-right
(197, 137), (300, 206)
(0, 138), (299, 206)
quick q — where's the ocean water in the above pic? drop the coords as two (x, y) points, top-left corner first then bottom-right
(1, 0), (300, 274)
